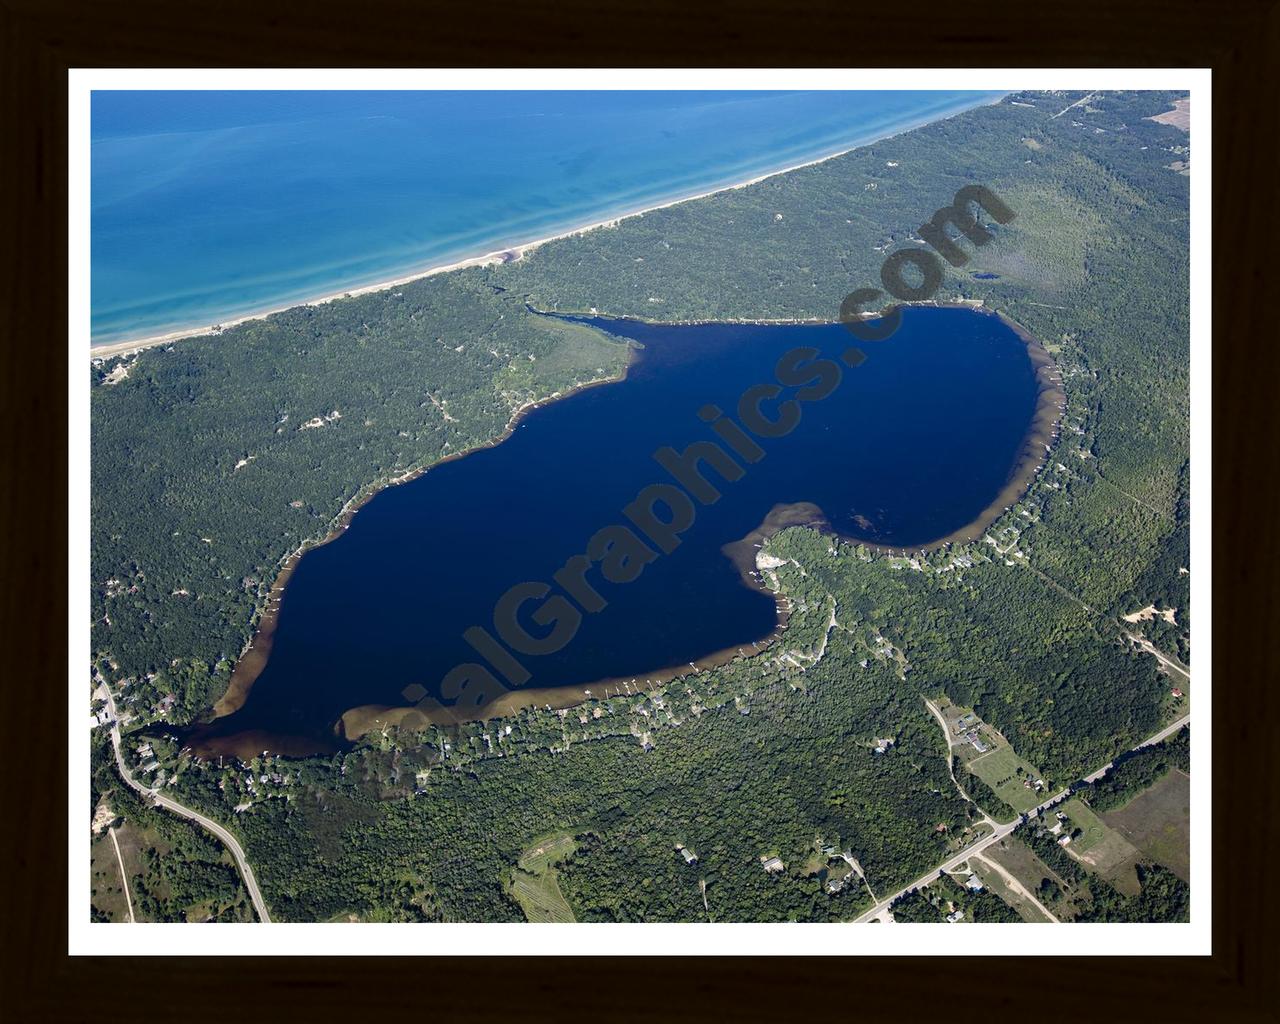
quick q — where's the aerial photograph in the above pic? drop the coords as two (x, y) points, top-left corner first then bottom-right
(82, 77), (1197, 939)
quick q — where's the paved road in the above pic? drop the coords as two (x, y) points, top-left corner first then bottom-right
(89, 685), (1188, 930)
(98, 686), (272, 923)
(854, 712), (1191, 923)
(1079, 713), (1191, 785)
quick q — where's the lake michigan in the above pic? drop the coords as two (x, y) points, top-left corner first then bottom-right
(91, 89), (1000, 345)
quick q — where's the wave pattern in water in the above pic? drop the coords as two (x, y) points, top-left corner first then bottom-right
(91, 90), (1000, 344)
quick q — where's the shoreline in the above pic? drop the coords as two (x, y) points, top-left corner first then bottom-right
(340, 307), (1065, 743)
(193, 303), (1063, 756)
(187, 348), (639, 756)
(91, 95), (1005, 359)
(337, 501), (823, 743)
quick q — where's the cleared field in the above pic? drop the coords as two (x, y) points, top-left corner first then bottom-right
(1060, 798), (1142, 896)
(985, 836), (1078, 920)
(89, 831), (133, 922)
(1147, 98), (1190, 131)
(970, 857), (1054, 923)
(1101, 769), (1190, 881)
(519, 832), (578, 874)
(1059, 798), (1106, 853)
(509, 832), (578, 923)
(966, 745), (1046, 813)
(509, 869), (576, 923)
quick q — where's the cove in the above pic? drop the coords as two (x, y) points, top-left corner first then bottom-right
(188, 306), (1059, 758)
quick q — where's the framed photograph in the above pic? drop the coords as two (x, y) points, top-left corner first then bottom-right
(4, 1), (1275, 1017)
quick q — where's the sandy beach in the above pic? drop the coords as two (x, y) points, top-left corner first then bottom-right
(90, 97), (1004, 361)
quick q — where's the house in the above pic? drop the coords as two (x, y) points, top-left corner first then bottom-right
(964, 874), (984, 893)
(1049, 821), (1063, 836)
(681, 848), (698, 865)
(1171, 688), (1184, 698)
(761, 856), (785, 873)
(945, 910), (965, 923)
(1057, 834), (1072, 846)
(969, 734), (989, 754)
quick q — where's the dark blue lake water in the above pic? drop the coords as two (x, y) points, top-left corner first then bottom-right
(195, 307), (1041, 753)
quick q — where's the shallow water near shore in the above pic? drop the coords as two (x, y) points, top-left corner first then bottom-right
(90, 90), (1001, 345)
(188, 306), (1055, 757)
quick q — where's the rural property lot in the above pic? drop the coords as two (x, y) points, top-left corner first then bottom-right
(508, 832), (578, 923)
(986, 836), (1078, 920)
(1101, 769), (1190, 881)
(1148, 97), (1191, 131)
(90, 829), (133, 923)
(1060, 798), (1142, 896)
(1059, 797), (1107, 854)
(965, 745), (1046, 814)
(970, 857), (1054, 922)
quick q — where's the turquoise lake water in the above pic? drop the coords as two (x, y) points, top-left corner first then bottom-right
(90, 89), (1000, 345)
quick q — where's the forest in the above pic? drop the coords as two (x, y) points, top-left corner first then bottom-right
(89, 732), (255, 922)
(1018, 816), (1189, 923)
(1077, 726), (1190, 812)
(91, 284), (628, 720)
(93, 89), (1192, 923)
(168, 635), (986, 922)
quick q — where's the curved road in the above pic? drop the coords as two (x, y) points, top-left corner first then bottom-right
(923, 697), (998, 831)
(92, 691), (1188, 929)
(854, 711), (1191, 923)
(98, 686), (272, 923)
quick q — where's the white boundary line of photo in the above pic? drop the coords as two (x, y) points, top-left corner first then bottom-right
(68, 67), (1211, 957)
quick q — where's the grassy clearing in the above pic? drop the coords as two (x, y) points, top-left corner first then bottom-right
(985, 836), (1078, 921)
(518, 832), (578, 874)
(89, 830), (133, 922)
(1059, 798), (1107, 853)
(966, 745), (1046, 814)
(1101, 769), (1190, 881)
(509, 832), (578, 923)
(509, 871), (575, 923)
(970, 858), (1053, 923)
(1060, 798), (1143, 895)
(523, 315), (629, 383)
